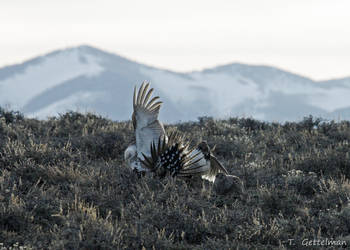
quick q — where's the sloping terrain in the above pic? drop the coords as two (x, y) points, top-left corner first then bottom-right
(0, 108), (349, 249)
(1, 45), (350, 123)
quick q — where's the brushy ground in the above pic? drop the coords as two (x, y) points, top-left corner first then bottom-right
(0, 107), (350, 249)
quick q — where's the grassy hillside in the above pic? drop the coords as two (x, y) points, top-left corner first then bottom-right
(0, 108), (349, 249)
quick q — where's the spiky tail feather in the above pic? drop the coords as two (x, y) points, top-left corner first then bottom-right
(141, 131), (207, 177)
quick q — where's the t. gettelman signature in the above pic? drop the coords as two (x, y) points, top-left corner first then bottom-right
(287, 238), (347, 247)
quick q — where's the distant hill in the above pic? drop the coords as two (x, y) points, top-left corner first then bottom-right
(1, 45), (350, 122)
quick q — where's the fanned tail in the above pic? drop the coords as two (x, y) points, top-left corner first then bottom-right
(140, 131), (207, 178)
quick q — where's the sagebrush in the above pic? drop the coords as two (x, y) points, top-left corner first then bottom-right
(0, 108), (349, 249)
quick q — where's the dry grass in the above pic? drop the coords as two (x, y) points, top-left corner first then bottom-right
(0, 108), (349, 249)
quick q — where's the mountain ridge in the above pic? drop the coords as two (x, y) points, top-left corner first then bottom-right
(0, 45), (349, 123)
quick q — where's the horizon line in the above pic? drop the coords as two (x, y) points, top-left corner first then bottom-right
(0, 44), (348, 82)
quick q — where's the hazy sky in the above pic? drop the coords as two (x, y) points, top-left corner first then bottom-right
(1, 0), (349, 80)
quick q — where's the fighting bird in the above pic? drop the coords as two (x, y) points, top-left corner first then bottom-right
(140, 132), (229, 182)
(197, 141), (229, 182)
(124, 82), (230, 182)
(124, 81), (166, 172)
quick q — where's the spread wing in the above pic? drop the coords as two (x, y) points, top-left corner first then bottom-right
(209, 154), (229, 175)
(201, 154), (229, 182)
(132, 81), (166, 159)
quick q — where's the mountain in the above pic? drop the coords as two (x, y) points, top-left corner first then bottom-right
(0, 45), (349, 123)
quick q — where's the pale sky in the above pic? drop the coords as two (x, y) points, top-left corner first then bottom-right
(0, 0), (349, 80)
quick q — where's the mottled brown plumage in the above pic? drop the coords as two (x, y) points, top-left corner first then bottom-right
(213, 173), (243, 195)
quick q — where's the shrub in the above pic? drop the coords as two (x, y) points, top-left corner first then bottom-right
(0, 109), (349, 248)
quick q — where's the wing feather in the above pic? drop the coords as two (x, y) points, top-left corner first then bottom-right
(209, 155), (229, 175)
(142, 88), (154, 106)
(149, 101), (163, 111)
(145, 96), (160, 108)
(132, 82), (166, 160)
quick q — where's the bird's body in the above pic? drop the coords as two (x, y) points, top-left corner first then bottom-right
(124, 144), (143, 171)
(214, 173), (243, 195)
